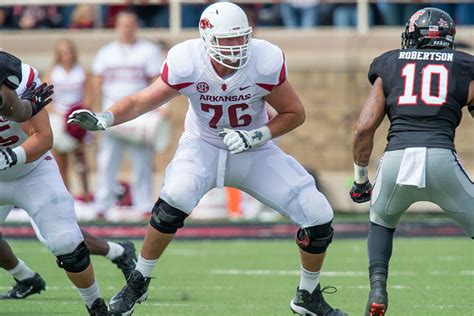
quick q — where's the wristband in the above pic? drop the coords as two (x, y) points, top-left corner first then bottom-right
(13, 146), (27, 165)
(100, 111), (114, 128)
(354, 163), (369, 184)
(250, 126), (272, 147)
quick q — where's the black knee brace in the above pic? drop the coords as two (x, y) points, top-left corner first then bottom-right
(295, 221), (334, 254)
(150, 199), (188, 234)
(56, 241), (91, 273)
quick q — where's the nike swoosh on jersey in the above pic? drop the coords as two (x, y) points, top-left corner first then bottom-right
(239, 85), (251, 90)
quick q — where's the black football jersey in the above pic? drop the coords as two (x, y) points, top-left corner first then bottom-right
(0, 51), (22, 89)
(368, 48), (474, 151)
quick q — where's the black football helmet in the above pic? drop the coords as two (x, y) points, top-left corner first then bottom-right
(401, 8), (455, 50)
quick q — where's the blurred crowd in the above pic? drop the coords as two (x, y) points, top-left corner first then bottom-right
(1, 2), (473, 31)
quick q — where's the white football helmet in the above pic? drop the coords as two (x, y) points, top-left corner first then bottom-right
(199, 2), (252, 70)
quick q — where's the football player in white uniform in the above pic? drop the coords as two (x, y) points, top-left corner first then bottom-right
(91, 9), (165, 219)
(69, 2), (347, 315)
(0, 63), (109, 315)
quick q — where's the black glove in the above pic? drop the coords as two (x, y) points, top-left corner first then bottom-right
(0, 147), (18, 170)
(21, 82), (54, 116)
(350, 181), (373, 203)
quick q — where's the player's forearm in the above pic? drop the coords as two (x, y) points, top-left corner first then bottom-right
(17, 132), (53, 163)
(352, 131), (374, 166)
(267, 110), (305, 139)
(1, 97), (33, 122)
(107, 95), (145, 126)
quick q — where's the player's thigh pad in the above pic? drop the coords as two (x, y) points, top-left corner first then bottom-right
(370, 151), (417, 228)
(160, 137), (220, 213)
(227, 144), (333, 227)
(428, 149), (474, 236)
(12, 159), (84, 255)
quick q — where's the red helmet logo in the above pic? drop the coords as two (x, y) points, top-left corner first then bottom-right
(408, 10), (425, 32)
(200, 18), (214, 30)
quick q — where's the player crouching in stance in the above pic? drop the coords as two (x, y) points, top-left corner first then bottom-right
(0, 63), (109, 315)
(350, 8), (474, 316)
(69, 2), (347, 315)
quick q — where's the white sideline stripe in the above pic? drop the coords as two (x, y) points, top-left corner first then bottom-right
(460, 270), (474, 276)
(209, 269), (418, 277)
(210, 270), (363, 276)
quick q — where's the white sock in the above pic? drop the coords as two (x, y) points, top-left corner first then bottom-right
(7, 259), (36, 281)
(299, 265), (320, 293)
(105, 242), (125, 261)
(77, 282), (101, 308)
(135, 255), (158, 278)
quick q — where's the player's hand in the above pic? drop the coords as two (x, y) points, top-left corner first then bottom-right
(350, 181), (373, 203)
(21, 82), (54, 116)
(67, 109), (112, 131)
(219, 128), (253, 154)
(0, 147), (18, 170)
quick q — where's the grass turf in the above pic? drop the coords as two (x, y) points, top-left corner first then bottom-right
(0, 238), (472, 315)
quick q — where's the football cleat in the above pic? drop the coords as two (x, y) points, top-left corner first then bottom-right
(365, 286), (388, 316)
(112, 241), (137, 280)
(290, 284), (348, 316)
(86, 297), (110, 316)
(0, 273), (46, 299)
(109, 270), (150, 315)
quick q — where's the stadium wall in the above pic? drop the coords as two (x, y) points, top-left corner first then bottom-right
(3, 28), (473, 212)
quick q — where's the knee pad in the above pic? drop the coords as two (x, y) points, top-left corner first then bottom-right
(150, 199), (188, 234)
(56, 241), (91, 273)
(296, 221), (334, 254)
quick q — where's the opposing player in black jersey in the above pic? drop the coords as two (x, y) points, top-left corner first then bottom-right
(349, 8), (474, 316)
(0, 51), (53, 121)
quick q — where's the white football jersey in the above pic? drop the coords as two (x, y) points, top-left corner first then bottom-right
(92, 39), (163, 110)
(0, 64), (50, 181)
(49, 63), (86, 113)
(162, 38), (287, 148)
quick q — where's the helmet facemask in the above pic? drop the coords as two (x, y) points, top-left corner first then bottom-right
(206, 29), (252, 70)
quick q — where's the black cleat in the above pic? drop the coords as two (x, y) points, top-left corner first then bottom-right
(0, 273), (46, 299)
(365, 286), (388, 316)
(290, 284), (348, 316)
(86, 297), (110, 316)
(112, 241), (137, 280)
(109, 270), (150, 315)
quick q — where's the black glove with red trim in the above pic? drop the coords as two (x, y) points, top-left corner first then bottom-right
(21, 82), (54, 116)
(349, 181), (372, 203)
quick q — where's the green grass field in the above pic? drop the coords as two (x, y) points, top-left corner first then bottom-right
(1, 238), (472, 315)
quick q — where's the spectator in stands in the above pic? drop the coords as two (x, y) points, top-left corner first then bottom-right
(0, 6), (14, 29)
(12, 5), (62, 30)
(280, 0), (319, 29)
(91, 9), (165, 219)
(69, 4), (96, 29)
(43, 39), (93, 202)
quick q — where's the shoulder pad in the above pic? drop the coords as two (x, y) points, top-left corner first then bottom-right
(368, 50), (397, 85)
(254, 39), (284, 77)
(166, 40), (195, 79)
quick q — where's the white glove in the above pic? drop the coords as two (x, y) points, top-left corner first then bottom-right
(67, 109), (114, 131)
(219, 126), (272, 154)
